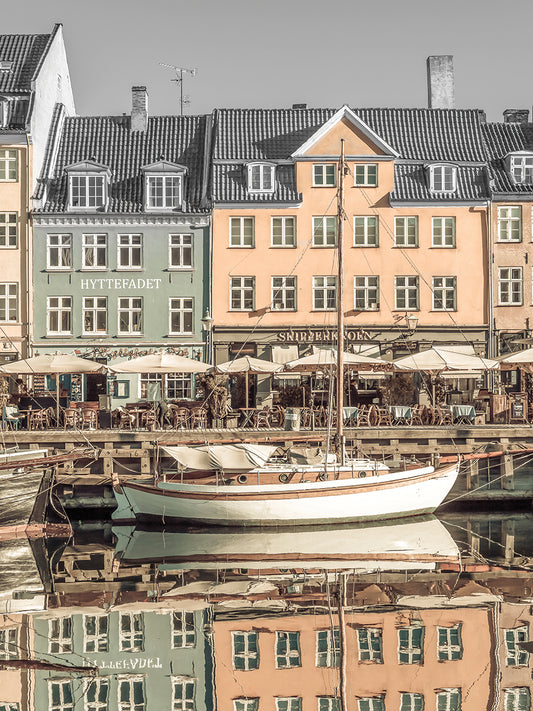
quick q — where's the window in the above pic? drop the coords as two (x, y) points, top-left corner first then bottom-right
(232, 631), (259, 670)
(400, 693), (425, 711)
(395, 217), (418, 247)
(276, 699), (302, 711)
(313, 164), (336, 186)
(437, 624), (462, 660)
(498, 268), (523, 305)
(83, 297), (107, 335)
(395, 276), (419, 311)
(69, 174), (105, 209)
(357, 627), (383, 663)
(432, 277), (457, 311)
(85, 677), (109, 711)
(49, 681), (73, 711)
(0, 213), (17, 247)
(398, 626), (424, 664)
(118, 676), (145, 711)
(316, 628), (340, 667)
(119, 612), (144, 652)
(230, 277), (255, 311)
(354, 276), (379, 311)
(511, 155), (533, 183)
(0, 284), (17, 322)
(0, 628), (17, 659)
(358, 697), (385, 711)
(166, 374), (192, 400)
(313, 216), (337, 247)
(47, 297), (72, 336)
(432, 217), (456, 247)
(0, 98), (7, 129)
(354, 216), (378, 246)
(354, 164), (378, 187)
(169, 298), (194, 335)
(498, 207), (522, 242)
(272, 277), (297, 311)
(83, 614), (108, 653)
(0, 149), (17, 181)
(172, 611), (196, 648)
(146, 175), (182, 209)
(313, 276), (337, 311)
(435, 688), (461, 711)
(118, 297), (143, 334)
(234, 700), (259, 711)
(248, 163), (275, 192)
(505, 626), (529, 666)
(47, 234), (72, 269)
(169, 234), (193, 268)
(271, 217), (296, 247)
(49, 617), (72, 653)
(82, 234), (107, 269)
(275, 631), (301, 668)
(430, 165), (457, 192)
(140, 373), (162, 400)
(504, 687), (531, 711)
(0, 704), (19, 711)
(230, 217), (254, 247)
(171, 677), (195, 711)
(318, 698), (340, 711)
(118, 235), (142, 269)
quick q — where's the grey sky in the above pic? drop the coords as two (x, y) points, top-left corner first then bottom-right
(3, 0), (531, 121)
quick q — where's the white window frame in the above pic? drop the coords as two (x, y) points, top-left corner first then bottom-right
(171, 676), (196, 711)
(313, 276), (337, 311)
(47, 234), (72, 270)
(84, 676), (109, 711)
(82, 234), (107, 270)
(313, 216), (337, 247)
(0, 212), (17, 248)
(357, 627), (383, 663)
(169, 234), (193, 269)
(498, 267), (523, 306)
(233, 700), (259, 711)
(140, 373), (162, 400)
(247, 163), (275, 193)
(169, 298), (194, 335)
(275, 631), (301, 668)
(354, 216), (378, 247)
(0, 98), (7, 129)
(503, 687), (531, 711)
(429, 164), (457, 193)
(49, 679), (74, 711)
(276, 699), (302, 711)
(171, 611), (196, 648)
(146, 174), (182, 209)
(0, 149), (17, 181)
(313, 164), (336, 187)
(230, 217), (254, 247)
(317, 698), (340, 711)
(354, 163), (378, 187)
(511, 155), (533, 183)
(119, 612), (144, 652)
(49, 617), (72, 654)
(47, 297), (72, 336)
(230, 277), (255, 311)
(395, 216), (418, 247)
(271, 276), (297, 311)
(399, 693), (425, 711)
(0, 627), (17, 659)
(0, 283), (17, 322)
(118, 297), (143, 335)
(117, 675), (145, 711)
(397, 625), (424, 664)
(82, 297), (108, 336)
(166, 373), (192, 400)
(117, 234), (143, 270)
(395, 276), (419, 311)
(232, 631), (259, 670)
(354, 276), (379, 311)
(505, 626), (530, 666)
(437, 624), (462, 661)
(357, 697), (385, 711)
(69, 173), (106, 209)
(271, 216), (296, 247)
(83, 613), (109, 653)
(316, 628), (340, 667)
(432, 277), (457, 312)
(498, 207), (522, 242)
(432, 217), (456, 247)
(435, 688), (461, 711)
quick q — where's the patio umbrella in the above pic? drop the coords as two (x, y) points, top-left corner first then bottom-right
(0, 353), (106, 423)
(499, 347), (533, 364)
(213, 356), (283, 408)
(109, 352), (210, 374)
(284, 348), (384, 372)
(393, 347), (498, 372)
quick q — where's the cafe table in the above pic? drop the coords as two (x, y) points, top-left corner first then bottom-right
(239, 408), (259, 428)
(450, 404), (475, 424)
(388, 405), (412, 425)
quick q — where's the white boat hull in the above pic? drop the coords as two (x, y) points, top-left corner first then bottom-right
(116, 462), (460, 527)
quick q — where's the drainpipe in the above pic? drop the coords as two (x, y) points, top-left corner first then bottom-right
(487, 200), (495, 358)
(25, 133), (31, 359)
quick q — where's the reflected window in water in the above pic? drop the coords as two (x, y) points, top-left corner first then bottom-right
(504, 687), (531, 711)
(49, 680), (73, 711)
(171, 676), (196, 711)
(234, 699), (259, 711)
(85, 677), (109, 711)
(49, 617), (72, 654)
(398, 626), (424, 664)
(316, 628), (340, 667)
(358, 696), (385, 711)
(399, 693), (424, 711)
(83, 613), (109, 653)
(318, 697), (340, 711)
(357, 627), (383, 663)
(118, 675), (145, 711)
(232, 631), (259, 670)
(275, 631), (301, 668)
(276, 698), (302, 711)
(119, 612), (144, 652)
(0, 627), (17, 659)
(504, 626), (530, 666)
(436, 688), (461, 711)
(437, 624), (463, 661)
(172, 611), (196, 648)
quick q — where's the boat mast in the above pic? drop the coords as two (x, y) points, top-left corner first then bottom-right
(336, 140), (346, 464)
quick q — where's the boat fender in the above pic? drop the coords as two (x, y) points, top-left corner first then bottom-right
(359, 471), (367, 478)
(279, 473), (290, 483)
(237, 474), (248, 484)
(318, 473), (328, 481)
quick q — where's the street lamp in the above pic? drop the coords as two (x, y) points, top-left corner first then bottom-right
(406, 313), (419, 331)
(201, 308), (214, 365)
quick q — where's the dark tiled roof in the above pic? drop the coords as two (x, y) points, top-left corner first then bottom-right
(482, 122), (533, 194)
(0, 96), (30, 130)
(0, 33), (50, 92)
(391, 163), (489, 202)
(213, 163), (300, 203)
(40, 115), (210, 213)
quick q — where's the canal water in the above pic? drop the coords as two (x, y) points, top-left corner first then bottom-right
(1, 493), (533, 709)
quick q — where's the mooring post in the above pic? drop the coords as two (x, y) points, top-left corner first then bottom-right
(501, 453), (514, 491)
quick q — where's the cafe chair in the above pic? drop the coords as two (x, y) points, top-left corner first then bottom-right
(29, 408), (51, 430)
(171, 406), (190, 429)
(191, 407), (208, 430)
(2, 404), (20, 430)
(63, 408), (80, 430)
(410, 404), (426, 426)
(254, 407), (271, 429)
(435, 405), (453, 426)
(80, 408), (97, 430)
(115, 406), (135, 430)
(269, 405), (285, 428)
(140, 408), (157, 430)
(377, 407), (392, 426)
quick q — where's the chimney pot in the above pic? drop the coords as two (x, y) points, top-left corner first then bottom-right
(292, 103), (307, 109)
(427, 55), (455, 109)
(503, 109), (529, 124)
(131, 86), (148, 132)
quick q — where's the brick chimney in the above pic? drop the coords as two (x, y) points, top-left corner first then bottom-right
(427, 56), (455, 109)
(131, 86), (148, 132)
(503, 109), (529, 124)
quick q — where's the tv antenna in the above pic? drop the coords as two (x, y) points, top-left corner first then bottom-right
(159, 63), (197, 115)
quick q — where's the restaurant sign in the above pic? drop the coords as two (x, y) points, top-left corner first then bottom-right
(277, 328), (371, 343)
(81, 278), (162, 290)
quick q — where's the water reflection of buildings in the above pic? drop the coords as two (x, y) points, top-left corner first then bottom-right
(2, 515), (533, 710)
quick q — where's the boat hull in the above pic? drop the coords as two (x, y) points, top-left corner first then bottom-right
(116, 462), (460, 527)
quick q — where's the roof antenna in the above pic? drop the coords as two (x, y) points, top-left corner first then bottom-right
(159, 63), (197, 116)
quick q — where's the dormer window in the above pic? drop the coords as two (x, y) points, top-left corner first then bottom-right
(65, 161), (110, 211)
(429, 164), (457, 193)
(510, 154), (533, 183)
(0, 61), (13, 72)
(247, 163), (275, 193)
(142, 161), (186, 211)
(0, 97), (7, 128)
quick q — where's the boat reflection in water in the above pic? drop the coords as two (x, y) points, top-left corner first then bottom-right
(2, 514), (533, 710)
